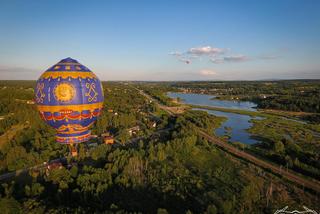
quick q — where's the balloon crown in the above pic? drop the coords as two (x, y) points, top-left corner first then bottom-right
(59, 57), (79, 63)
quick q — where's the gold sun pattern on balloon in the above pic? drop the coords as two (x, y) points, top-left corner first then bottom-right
(54, 82), (76, 102)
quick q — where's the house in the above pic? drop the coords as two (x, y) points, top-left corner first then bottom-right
(147, 121), (157, 128)
(104, 136), (114, 144)
(47, 162), (63, 170)
(128, 126), (140, 136)
(45, 162), (63, 176)
(102, 132), (115, 144)
(152, 122), (157, 128)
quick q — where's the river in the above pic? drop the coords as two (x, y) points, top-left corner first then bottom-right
(168, 92), (257, 111)
(168, 92), (261, 144)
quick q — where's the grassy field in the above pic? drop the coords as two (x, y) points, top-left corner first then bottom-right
(188, 104), (269, 117)
(0, 123), (28, 149)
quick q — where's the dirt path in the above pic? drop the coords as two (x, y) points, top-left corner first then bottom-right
(262, 109), (315, 117)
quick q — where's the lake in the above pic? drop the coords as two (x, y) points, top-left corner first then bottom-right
(168, 92), (257, 111)
(168, 92), (261, 144)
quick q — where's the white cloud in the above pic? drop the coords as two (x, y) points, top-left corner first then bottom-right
(210, 58), (224, 64)
(169, 51), (191, 64)
(187, 46), (224, 56)
(210, 55), (248, 63)
(199, 69), (217, 76)
(169, 51), (182, 56)
(171, 45), (248, 64)
(178, 58), (191, 64)
(223, 55), (248, 62)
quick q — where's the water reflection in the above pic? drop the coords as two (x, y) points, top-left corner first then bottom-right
(168, 92), (261, 144)
(194, 108), (261, 144)
(168, 92), (257, 111)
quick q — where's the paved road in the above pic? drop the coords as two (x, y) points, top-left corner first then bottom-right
(134, 86), (320, 193)
(0, 157), (66, 182)
(134, 88), (175, 116)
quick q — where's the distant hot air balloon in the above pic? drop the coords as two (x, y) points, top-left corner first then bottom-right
(35, 58), (104, 155)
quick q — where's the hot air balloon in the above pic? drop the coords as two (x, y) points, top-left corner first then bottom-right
(35, 57), (104, 155)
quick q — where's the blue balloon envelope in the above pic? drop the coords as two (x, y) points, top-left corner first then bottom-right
(35, 58), (104, 144)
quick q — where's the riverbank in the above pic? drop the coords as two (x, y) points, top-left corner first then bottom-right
(188, 104), (268, 117)
(167, 92), (268, 144)
(169, 92), (318, 122)
(188, 104), (320, 128)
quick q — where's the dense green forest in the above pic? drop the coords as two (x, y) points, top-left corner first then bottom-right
(0, 82), (161, 173)
(1, 109), (318, 213)
(248, 116), (320, 179)
(0, 81), (66, 173)
(0, 81), (319, 213)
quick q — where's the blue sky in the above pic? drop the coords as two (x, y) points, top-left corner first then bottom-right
(0, 0), (319, 80)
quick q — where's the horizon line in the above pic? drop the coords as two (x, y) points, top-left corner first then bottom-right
(0, 78), (320, 82)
